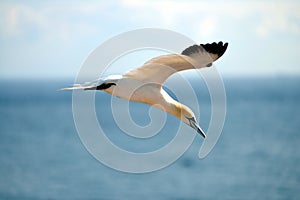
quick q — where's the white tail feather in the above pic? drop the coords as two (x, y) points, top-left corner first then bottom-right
(59, 85), (97, 91)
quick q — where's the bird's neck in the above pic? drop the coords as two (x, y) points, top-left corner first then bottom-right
(153, 89), (184, 121)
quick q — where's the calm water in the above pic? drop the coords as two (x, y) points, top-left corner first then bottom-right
(0, 77), (299, 199)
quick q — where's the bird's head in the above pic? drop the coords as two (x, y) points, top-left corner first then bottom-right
(177, 104), (206, 138)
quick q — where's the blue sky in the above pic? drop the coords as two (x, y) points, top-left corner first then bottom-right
(0, 0), (300, 78)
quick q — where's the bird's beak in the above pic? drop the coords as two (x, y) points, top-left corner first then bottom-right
(195, 124), (206, 138)
(187, 117), (206, 138)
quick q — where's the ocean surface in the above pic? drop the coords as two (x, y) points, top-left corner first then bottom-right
(0, 77), (299, 200)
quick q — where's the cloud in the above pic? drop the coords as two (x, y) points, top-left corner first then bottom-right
(1, 0), (299, 41)
(0, 1), (113, 42)
(255, 5), (300, 36)
(0, 0), (300, 77)
(121, 0), (300, 38)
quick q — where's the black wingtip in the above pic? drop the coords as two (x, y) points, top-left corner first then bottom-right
(95, 83), (116, 90)
(200, 41), (228, 58)
(181, 41), (228, 59)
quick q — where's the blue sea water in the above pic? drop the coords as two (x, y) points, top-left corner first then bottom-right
(0, 77), (300, 199)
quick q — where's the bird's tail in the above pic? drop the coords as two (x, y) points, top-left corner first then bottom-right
(59, 79), (100, 91)
(59, 78), (117, 91)
(59, 84), (98, 91)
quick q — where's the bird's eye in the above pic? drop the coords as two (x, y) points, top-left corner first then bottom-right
(186, 116), (196, 127)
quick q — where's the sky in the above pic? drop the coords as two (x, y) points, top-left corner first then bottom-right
(0, 0), (300, 79)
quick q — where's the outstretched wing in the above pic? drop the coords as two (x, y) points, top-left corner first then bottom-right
(123, 41), (228, 85)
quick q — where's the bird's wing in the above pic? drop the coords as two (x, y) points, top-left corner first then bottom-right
(123, 42), (228, 85)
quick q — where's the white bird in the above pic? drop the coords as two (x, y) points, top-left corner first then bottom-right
(62, 42), (228, 138)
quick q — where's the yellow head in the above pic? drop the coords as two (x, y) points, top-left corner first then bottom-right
(173, 103), (206, 138)
(152, 89), (206, 138)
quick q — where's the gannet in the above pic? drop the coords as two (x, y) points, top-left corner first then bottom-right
(62, 42), (228, 138)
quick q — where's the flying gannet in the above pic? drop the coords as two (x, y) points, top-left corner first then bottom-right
(62, 41), (228, 138)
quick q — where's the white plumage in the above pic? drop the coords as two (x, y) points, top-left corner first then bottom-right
(62, 42), (228, 138)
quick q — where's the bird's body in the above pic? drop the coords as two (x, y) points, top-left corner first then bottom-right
(62, 42), (228, 138)
(104, 77), (187, 121)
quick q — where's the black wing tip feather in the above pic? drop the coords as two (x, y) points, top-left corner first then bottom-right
(182, 41), (228, 58)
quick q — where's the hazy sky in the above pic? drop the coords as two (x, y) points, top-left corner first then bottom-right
(0, 0), (300, 78)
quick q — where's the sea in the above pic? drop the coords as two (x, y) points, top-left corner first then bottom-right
(0, 76), (299, 200)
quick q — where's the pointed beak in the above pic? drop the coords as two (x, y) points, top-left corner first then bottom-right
(187, 117), (206, 138)
(195, 124), (206, 138)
